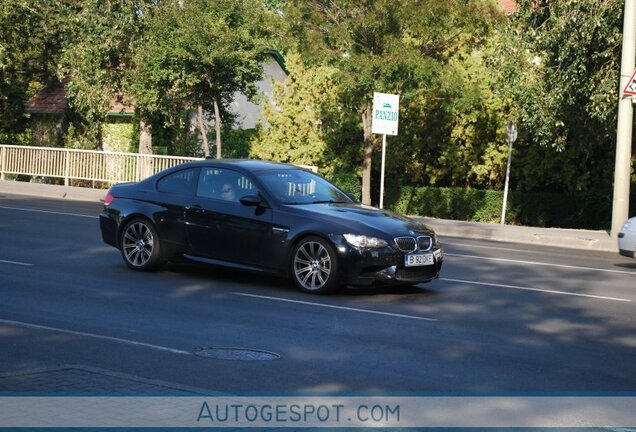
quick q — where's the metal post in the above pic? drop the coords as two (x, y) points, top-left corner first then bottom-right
(135, 155), (141, 182)
(501, 141), (513, 224)
(501, 122), (518, 225)
(611, 0), (636, 238)
(380, 134), (387, 209)
(0, 146), (5, 181)
(64, 151), (70, 187)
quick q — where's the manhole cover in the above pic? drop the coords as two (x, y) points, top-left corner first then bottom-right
(194, 347), (280, 361)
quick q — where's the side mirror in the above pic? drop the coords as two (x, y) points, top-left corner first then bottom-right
(240, 195), (262, 207)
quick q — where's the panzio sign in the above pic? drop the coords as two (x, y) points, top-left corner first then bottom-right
(372, 92), (400, 136)
(371, 92), (400, 209)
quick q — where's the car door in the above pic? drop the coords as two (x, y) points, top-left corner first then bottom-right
(185, 167), (275, 269)
(152, 168), (200, 255)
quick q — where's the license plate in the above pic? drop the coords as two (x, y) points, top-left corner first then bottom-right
(404, 253), (434, 267)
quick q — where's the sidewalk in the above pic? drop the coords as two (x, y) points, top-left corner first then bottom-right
(0, 365), (207, 394)
(0, 179), (618, 253)
(0, 179), (106, 202)
(416, 217), (616, 253)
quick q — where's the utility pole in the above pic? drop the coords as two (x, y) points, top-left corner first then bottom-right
(611, 0), (636, 238)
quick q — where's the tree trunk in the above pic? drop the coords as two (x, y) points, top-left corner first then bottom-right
(138, 115), (153, 181)
(213, 98), (222, 159)
(196, 105), (211, 157)
(139, 116), (153, 154)
(361, 101), (373, 205)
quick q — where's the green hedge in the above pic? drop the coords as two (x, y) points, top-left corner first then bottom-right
(385, 186), (636, 230)
(328, 172), (362, 200)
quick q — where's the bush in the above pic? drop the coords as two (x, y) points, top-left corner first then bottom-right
(387, 186), (503, 222)
(385, 186), (636, 230)
(219, 128), (256, 159)
(327, 172), (362, 200)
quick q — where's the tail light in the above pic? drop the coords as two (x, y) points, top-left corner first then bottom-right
(104, 192), (115, 206)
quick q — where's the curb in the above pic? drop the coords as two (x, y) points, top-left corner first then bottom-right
(416, 217), (617, 253)
(0, 180), (106, 202)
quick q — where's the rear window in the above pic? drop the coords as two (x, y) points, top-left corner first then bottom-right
(157, 169), (198, 195)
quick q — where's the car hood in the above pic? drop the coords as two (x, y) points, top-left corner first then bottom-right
(287, 202), (436, 238)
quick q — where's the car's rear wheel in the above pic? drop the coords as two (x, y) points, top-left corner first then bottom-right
(291, 236), (340, 294)
(120, 218), (162, 271)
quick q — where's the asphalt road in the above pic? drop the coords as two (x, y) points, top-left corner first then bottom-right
(1, 193), (635, 393)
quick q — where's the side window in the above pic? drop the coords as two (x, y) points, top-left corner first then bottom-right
(197, 168), (257, 202)
(156, 169), (198, 195)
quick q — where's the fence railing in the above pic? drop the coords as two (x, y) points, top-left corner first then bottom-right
(0, 145), (317, 186)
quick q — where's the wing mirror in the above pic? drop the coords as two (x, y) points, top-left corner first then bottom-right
(240, 195), (263, 207)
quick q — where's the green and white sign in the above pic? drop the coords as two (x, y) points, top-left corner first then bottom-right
(372, 92), (400, 136)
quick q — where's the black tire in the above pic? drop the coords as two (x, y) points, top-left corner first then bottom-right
(120, 218), (162, 271)
(291, 236), (340, 294)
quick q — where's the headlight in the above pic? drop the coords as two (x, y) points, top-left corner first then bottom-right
(343, 234), (388, 249)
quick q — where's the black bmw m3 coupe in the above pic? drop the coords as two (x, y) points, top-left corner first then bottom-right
(99, 160), (443, 294)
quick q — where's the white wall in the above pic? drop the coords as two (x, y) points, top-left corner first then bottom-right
(229, 55), (287, 129)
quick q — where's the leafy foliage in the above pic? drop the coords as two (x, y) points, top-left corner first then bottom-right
(127, 0), (272, 126)
(250, 53), (343, 173)
(281, 0), (500, 203)
(58, 0), (145, 124)
(491, 0), (625, 191)
(0, 0), (632, 227)
(0, 1), (70, 136)
(387, 185), (623, 229)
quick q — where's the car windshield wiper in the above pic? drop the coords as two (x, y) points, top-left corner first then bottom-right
(309, 200), (350, 204)
(283, 199), (350, 205)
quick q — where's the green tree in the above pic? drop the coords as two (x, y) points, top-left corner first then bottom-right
(0, 1), (72, 141)
(56, 0), (148, 150)
(58, 0), (145, 124)
(283, 0), (498, 204)
(371, 33), (513, 192)
(127, 0), (272, 158)
(250, 52), (342, 173)
(491, 0), (625, 192)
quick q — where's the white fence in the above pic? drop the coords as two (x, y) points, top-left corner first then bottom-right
(0, 145), (317, 186)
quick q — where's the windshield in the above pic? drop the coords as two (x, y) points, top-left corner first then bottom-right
(257, 169), (353, 205)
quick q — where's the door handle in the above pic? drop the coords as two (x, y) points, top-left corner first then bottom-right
(186, 204), (204, 212)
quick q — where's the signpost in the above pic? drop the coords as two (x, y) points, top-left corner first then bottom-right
(611, 0), (635, 238)
(623, 68), (636, 96)
(501, 122), (518, 225)
(372, 92), (400, 209)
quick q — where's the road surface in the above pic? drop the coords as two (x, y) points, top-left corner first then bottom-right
(1, 193), (635, 393)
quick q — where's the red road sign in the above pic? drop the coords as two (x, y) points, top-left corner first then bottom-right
(623, 69), (636, 95)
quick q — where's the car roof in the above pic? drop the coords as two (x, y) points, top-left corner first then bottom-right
(175, 159), (299, 172)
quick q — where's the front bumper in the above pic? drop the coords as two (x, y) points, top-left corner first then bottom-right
(333, 236), (444, 287)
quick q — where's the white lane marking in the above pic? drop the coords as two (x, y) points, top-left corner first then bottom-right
(0, 318), (191, 355)
(0, 205), (97, 219)
(0, 259), (33, 266)
(232, 292), (438, 322)
(440, 278), (632, 302)
(446, 253), (636, 276)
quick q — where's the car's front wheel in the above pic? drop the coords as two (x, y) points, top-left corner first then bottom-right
(291, 236), (340, 294)
(120, 218), (162, 271)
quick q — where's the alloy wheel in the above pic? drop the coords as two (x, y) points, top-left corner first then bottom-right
(122, 221), (155, 267)
(293, 241), (332, 291)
